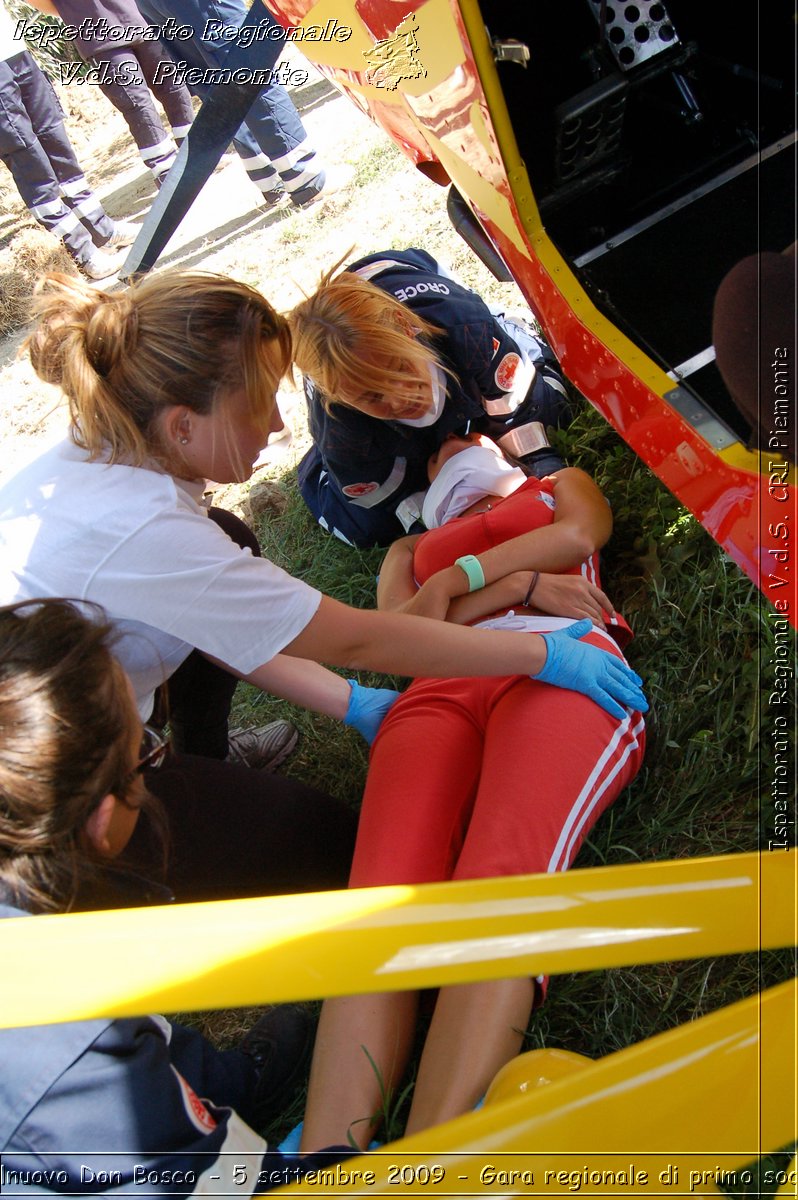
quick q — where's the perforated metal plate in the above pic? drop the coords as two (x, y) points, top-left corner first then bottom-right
(587, 0), (680, 70)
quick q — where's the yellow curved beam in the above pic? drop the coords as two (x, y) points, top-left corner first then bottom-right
(0, 850), (793, 1028)
(276, 981), (796, 1195)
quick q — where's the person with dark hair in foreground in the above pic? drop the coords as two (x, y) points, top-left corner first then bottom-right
(0, 598), (353, 1193)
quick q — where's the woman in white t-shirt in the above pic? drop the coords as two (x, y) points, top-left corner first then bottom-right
(0, 270), (645, 900)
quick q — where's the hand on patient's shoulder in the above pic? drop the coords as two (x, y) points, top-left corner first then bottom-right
(534, 620), (648, 719)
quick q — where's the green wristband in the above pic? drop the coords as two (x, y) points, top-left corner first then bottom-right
(454, 554), (485, 592)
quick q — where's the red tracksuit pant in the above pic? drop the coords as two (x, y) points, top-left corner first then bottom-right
(350, 671), (646, 889)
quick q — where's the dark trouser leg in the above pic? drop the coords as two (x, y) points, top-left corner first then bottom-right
(240, 83), (324, 205)
(129, 754), (358, 899)
(91, 46), (177, 181)
(17, 53), (116, 246)
(232, 127), (283, 199)
(163, 507), (261, 758)
(0, 54), (108, 262)
(181, 0), (324, 203)
(164, 646), (238, 759)
(0, 138), (97, 263)
(168, 1020), (257, 1115)
(132, 40), (195, 139)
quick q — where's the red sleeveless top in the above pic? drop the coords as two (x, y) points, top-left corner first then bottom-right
(413, 478), (633, 649)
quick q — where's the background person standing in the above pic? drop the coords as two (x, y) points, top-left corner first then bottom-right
(135, 0), (350, 207)
(0, 3), (136, 278)
(26, 0), (196, 186)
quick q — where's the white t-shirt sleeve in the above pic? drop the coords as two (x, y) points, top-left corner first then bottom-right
(91, 505), (322, 675)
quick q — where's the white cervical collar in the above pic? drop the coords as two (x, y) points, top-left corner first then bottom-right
(421, 445), (526, 528)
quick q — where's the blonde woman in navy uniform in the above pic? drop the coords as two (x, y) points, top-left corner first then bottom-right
(292, 248), (573, 547)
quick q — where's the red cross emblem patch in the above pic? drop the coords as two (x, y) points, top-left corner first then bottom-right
(343, 481), (379, 497)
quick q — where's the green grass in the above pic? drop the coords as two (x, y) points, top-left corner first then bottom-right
(218, 397), (796, 1171)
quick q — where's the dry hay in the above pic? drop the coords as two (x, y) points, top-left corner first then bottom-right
(0, 226), (76, 340)
(248, 478), (290, 520)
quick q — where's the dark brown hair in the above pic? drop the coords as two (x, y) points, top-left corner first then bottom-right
(0, 600), (153, 912)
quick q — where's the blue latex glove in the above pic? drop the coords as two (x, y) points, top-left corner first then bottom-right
(343, 680), (401, 744)
(534, 619), (648, 719)
(278, 1121), (303, 1154)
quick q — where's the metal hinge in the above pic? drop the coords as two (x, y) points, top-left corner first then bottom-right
(492, 37), (530, 66)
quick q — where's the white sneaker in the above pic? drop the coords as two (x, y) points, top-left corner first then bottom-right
(226, 721), (299, 771)
(80, 248), (128, 280)
(293, 163), (355, 209)
(106, 220), (139, 248)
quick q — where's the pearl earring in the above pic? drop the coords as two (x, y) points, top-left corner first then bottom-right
(179, 436), (189, 445)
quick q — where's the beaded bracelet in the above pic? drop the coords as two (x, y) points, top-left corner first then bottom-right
(522, 571), (540, 607)
(454, 554), (485, 592)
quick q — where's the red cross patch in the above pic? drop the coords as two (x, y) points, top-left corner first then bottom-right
(342, 481), (379, 498)
(495, 352), (521, 392)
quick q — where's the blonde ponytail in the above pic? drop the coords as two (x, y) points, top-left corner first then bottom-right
(24, 271), (291, 465)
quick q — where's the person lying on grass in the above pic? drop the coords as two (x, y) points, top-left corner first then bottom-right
(297, 433), (647, 1149)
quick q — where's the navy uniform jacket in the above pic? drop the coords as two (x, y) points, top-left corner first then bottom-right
(298, 248), (570, 547)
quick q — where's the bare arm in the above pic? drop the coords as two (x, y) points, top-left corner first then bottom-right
(205, 651), (351, 718)
(376, 535), (423, 611)
(278, 594), (548, 678)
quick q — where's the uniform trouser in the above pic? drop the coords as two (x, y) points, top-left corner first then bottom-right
(350, 646), (646, 956)
(135, 0), (325, 203)
(0, 51), (115, 264)
(87, 41), (195, 180)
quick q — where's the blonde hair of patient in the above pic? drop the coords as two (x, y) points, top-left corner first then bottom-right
(25, 271), (292, 471)
(289, 258), (444, 415)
